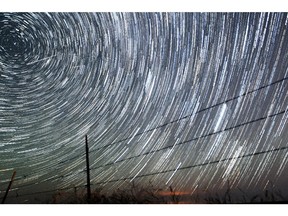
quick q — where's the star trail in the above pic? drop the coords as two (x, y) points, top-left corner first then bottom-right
(0, 12), (288, 203)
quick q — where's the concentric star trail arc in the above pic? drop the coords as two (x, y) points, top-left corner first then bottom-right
(0, 12), (288, 203)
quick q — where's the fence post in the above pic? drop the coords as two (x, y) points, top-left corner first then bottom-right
(1, 171), (16, 204)
(85, 135), (91, 202)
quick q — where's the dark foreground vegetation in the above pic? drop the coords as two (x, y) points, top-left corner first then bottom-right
(50, 182), (170, 204)
(47, 182), (288, 204)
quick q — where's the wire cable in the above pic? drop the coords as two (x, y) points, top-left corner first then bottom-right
(89, 76), (288, 153)
(89, 109), (287, 171)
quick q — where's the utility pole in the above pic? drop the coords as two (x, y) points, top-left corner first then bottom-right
(85, 135), (91, 202)
(1, 171), (16, 204)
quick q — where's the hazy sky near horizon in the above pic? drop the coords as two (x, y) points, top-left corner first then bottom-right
(1, 12), (288, 203)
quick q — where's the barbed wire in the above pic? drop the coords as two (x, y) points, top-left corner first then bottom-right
(4, 142), (287, 201)
(88, 109), (286, 171)
(91, 145), (288, 185)
(1, 76), (288, 202)
(89, 75), (288, 153)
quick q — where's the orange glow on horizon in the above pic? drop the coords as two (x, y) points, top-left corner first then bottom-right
(156, 190), (192, 196)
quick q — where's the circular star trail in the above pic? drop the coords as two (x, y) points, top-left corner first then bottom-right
(0, 13), (288, 203)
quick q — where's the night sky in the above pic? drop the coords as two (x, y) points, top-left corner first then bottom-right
(1, 12), (288, 203)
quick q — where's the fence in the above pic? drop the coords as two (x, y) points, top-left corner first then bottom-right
(1, 75), (288, 203)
